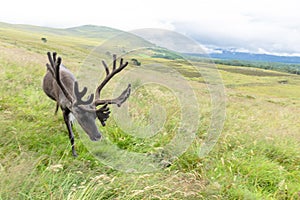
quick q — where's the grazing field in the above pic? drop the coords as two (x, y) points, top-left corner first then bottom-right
(0, 23), (300, 199)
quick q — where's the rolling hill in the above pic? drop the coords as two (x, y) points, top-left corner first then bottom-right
(0, 22), (123, 39)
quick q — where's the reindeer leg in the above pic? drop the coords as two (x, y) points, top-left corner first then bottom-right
(62, 109), (77, 157)
(54, 102), (59, 115)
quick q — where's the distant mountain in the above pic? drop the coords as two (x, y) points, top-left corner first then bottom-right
(0, 21), (156, 60)
(208, 50), (300, 64)
(65, 25), (125, 39)
(0, 22), (124, 40)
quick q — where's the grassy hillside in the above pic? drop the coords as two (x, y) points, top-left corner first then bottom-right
(0, 22), (300, 199)
(0, 22), (124, 39)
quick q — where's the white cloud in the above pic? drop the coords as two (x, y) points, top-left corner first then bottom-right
(171, 0), (300, 55)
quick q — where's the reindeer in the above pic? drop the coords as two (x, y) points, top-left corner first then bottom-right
(43, 52), (131, 157)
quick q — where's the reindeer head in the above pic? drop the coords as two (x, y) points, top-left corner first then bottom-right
(46, 52), (131, 141)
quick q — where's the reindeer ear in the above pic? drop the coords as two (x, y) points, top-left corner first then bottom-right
(96, 104), (111, 126)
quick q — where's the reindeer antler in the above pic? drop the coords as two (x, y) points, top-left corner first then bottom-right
(73, 82), (94, 106)
(73, 54), (131, 125)
(94, 54), (131, 107)
(46, 52), (74, 103)
(95, 54), (128, 99)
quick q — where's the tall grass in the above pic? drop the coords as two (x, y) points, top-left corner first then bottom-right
(0, 24), (300, 199)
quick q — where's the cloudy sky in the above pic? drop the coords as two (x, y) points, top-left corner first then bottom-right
(1, 0), (300, 56)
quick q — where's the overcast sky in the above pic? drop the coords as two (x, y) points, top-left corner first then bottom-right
(1, 0), (300, 56)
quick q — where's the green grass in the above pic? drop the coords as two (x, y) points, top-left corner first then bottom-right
(0, 23), (300, 199)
